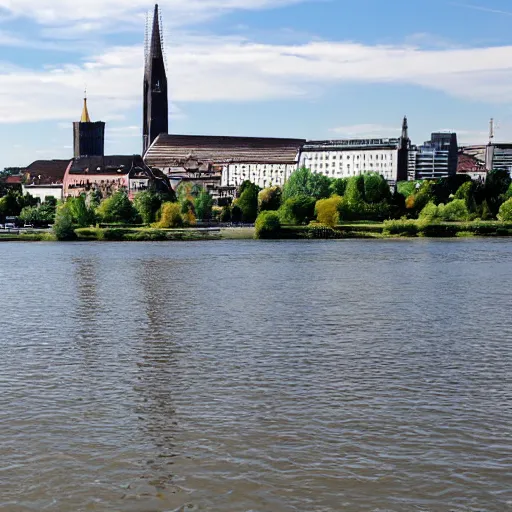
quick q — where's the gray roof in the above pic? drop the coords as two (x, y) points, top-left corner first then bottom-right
(144, 134), (305, 168)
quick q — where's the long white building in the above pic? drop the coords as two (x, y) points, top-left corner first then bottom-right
(299, 118), (410, 184)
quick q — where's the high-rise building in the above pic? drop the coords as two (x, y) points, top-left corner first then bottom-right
(143, 4), (168, 156)
(73, 97), (105, 158)
(408, 132), (458, 180)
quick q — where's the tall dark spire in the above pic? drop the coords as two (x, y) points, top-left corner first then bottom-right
(401, 115), (408, 141)
(143, 4), (168, 155)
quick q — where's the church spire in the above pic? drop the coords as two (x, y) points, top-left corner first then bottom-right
(143, 4), (168, 155)
(81, 92), (91, 123)
(401, 115), (408, 141)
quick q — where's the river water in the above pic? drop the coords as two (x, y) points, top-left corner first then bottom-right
(0, 240), (511, 512)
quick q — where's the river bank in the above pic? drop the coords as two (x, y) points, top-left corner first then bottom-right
(2, 221), (512, 241)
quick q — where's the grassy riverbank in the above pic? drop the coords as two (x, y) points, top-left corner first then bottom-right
(2, 221), (512, 242)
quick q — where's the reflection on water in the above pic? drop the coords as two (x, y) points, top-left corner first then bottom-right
(0, 239), (511, 512)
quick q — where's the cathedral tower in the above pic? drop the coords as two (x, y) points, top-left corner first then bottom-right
(143, 4), (168, 155)
(73, 95), (105, 158)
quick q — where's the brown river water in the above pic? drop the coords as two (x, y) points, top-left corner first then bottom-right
(0, 239), (511, 512)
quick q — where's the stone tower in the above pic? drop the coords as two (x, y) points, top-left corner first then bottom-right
(73, 96), (105, 158)
(143, 4), (168, 155)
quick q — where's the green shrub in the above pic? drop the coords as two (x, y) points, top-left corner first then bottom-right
(498, 197), (512, 222)
(383, 219), (419, 236)
(439, 199), (470, 221)
(157, 202), (183, 228)
(255, 211), (281, 239)
(53, 204), (76, 241)
(419, 201), (440, 221)
(315, 195), (342, 227)
(278, 195), (316, 225)
(258, 186), (282, 211)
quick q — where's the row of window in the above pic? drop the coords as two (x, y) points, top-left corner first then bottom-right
(303, 153), (394, 161)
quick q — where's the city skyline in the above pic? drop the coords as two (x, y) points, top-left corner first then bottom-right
(1, 0), (512, 168)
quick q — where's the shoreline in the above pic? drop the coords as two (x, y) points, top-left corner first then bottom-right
(2, 222), (512, 242)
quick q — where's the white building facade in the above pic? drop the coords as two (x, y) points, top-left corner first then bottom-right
(22, 184), (63, 202)
(221, 162), (298, 189)
(299, 138), (408, 184)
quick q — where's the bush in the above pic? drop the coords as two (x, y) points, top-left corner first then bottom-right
(344, 175), (366, 205)
(383, 219), (420, 236)
(315, 195), (342, 227)
(255, 211), (281, 239)
(157, 202), (183, 228)
(96, 191), (137, 223)
(235, 183), (259, 223)
(133, 191), (162, 224)
(419, 201), (440, 221)
(53, 204), (76, 240)
(258, 186), (282, 211)
(278, 195), (316, 225)
(498, 198), (512, 222)
(195, 190), (213, 221)
(330, 178), (349, 197)
(220, 205), (231, 222)
(283, 167), (331, 201)
(363, 173), (391, 203)
(439, 199), (470, 221)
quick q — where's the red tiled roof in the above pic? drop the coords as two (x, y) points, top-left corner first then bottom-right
(457, 153), (486, 174)
(25, 160), (70, 185)
(144, 134), (305, 168)
(5, 175), (22, 184)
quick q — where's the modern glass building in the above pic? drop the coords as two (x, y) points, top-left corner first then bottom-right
(408, 132), (458, 180)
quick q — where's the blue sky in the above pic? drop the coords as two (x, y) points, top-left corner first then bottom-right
(1, 0), (512, 168)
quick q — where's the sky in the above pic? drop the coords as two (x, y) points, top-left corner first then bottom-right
(1, 0), (512, 168)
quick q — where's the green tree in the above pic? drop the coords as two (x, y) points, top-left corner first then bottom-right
(133, 190), (162, 224)
(258, 186), (282, 212)
(282, 167), (331, 201)
(315, 195), (342, 227)
(344, 176), (366, 205)
(220, 205), (231, 222)
(419, 201), (440, 221)
(235, 182), (259, 223)
(278, 195), (316, 225)
(486, 169), (512, 216)
(96, 191), (137, 224)
(194, 190), (214, 221)
(53, 204), (76, 240)
(330, 178), (349, 197)
(498, 198), (512, 221)
(231, 204), (243, 223)
(255, 211), (281, 239)
(0, 191), (23, 218)
(454, 181), (477, 213)
(363, 173), (391, 204)
(157, 202), (183, 228)
(439, 199), (470, 221)
(68, 196), (95, 227)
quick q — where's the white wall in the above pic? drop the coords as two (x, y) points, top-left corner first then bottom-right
(22, 185), (63, 202)
(222, 163), (297, 189)
(300, 149), (399, 182)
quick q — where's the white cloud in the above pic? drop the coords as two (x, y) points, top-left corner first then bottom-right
(0, 0), (307, 25)
(3, 35), (512, 125)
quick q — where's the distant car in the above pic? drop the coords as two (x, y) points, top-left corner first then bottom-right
(24, 224), (34, 228)
(5, 223), (16, 229)
(0, 224), (4, 229)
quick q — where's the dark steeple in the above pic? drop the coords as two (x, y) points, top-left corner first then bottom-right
(401, 115), (408, 141)
(143, 4), (168, 155)
(73, 95), (105, 158)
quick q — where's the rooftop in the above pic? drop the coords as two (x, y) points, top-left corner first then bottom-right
(144, 134), (305, 168)
(69, 155), (145, 175)
(25, 159), (70, 185)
